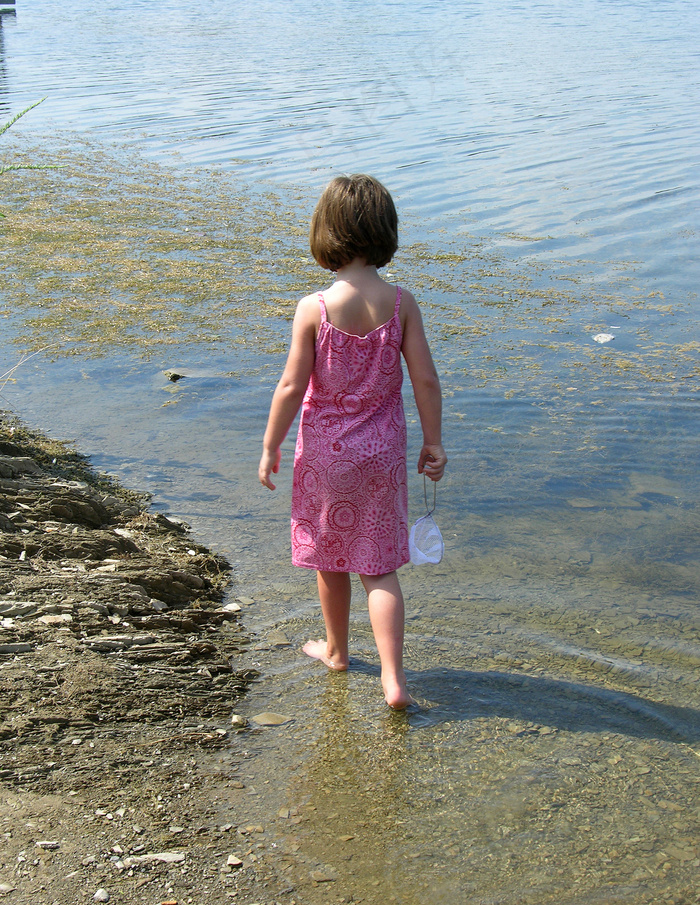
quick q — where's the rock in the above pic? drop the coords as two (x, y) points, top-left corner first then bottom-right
(226, 854), (243, 868)
(124, 851), (185, 866)
(267, 630), (291, 647)
(310, 869), (336, 882)
(0, 885), (17, 896)
(0, 601), (37, 617)
(35, 840), (60, 850)
(0, 455), (42, 476)
(230, 714), (248, 729)
(251, 712), (293, 726)
(38, 613), (73, 625)
(93, 890), (110, 903)
(0, 642), (32, 654)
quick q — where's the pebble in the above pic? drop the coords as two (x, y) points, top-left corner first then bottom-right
(93, 890), (110, 903)
(226, 854), (243, 868)
(230, 714), (248, 729)
(0, 885), (17, 896)
(35, 840), (60, 850)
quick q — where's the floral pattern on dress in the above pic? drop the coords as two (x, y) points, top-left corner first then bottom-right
(291, 287), (409, 575)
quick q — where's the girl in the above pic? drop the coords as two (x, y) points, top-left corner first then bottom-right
(258, 174), (446, 710)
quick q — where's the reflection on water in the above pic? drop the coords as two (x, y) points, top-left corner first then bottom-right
(0, 12), (13, 114)
(1, 0), (699, 901)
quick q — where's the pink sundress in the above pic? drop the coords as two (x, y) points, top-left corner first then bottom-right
(291, 286), (409, 575)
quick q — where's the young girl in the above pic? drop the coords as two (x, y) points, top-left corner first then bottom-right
(258, 174), (446, 710)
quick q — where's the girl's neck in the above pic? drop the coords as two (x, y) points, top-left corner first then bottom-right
(334, 258), (381, 285)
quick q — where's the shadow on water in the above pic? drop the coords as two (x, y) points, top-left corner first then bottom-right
(405, 666), (700, 744)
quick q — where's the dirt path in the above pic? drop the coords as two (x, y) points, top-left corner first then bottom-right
(0, 413), (301, 905)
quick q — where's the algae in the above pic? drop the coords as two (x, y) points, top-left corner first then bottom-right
(1, 137), (698, 405)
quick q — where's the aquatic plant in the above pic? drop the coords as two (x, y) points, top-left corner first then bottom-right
(1, 98), (46, 171)
(0, 98), (62, 216)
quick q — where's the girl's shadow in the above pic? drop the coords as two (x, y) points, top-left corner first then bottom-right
(410, 667), (700, 744)
(350, 659), (700, 743)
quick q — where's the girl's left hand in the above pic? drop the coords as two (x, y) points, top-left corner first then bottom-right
(418, 444), (447, 481)
(259, 448), (281, 490)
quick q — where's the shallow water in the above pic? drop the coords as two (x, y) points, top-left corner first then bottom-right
(2, 0), (700, 902)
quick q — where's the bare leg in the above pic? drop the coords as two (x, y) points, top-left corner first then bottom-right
(302, 570), (351, 671)
(360, 571), (413, 710)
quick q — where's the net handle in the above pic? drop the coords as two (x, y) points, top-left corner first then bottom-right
(423, 473), (437, 516)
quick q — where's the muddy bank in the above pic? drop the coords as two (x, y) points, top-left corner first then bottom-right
(0, 412), (301, 905)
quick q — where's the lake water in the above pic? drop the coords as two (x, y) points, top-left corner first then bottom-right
(1, 1), (699, 903)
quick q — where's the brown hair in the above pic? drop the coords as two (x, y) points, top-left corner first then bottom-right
(309, 174), (398, 271)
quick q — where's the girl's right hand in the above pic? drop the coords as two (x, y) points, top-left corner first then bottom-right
(259, 448), (281, 490)
(418, 444), (447, 481)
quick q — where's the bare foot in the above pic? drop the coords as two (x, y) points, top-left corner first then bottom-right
(382, 675), (415, 710)
(302, 639), (348, 671)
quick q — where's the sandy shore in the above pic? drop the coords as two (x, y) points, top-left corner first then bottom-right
(0, 412), (302, 905)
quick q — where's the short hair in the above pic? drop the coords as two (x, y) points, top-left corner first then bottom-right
(309, 175), (398, 271)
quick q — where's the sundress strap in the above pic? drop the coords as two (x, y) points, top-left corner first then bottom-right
(394, 285), (402, 316)
(318, 292), (328, 323)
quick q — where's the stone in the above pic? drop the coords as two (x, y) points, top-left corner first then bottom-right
(123, 851), (185, 868)
(36, 840), (60, 850)
(0, 642), (32, 654)
(230, 714), (248, 729)
(93, 891), (110, 903)
(251, 712), (293, 726)
(0, 455), (42, 475)
(226, 854), (243, 868)
(267, 630), (291, 647)
(310, 869), (336, 882)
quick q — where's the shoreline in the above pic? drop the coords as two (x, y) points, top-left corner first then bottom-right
(0, 411), (299, 904)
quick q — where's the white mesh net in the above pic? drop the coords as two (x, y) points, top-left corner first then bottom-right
(409, 513), (444, 565)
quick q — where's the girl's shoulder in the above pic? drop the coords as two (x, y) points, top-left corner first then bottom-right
(397, 285), (421, 326)
(295, 292), (323, 324)
(397, 284), (418, 306)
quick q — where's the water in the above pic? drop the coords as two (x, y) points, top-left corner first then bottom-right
(1, 1), (699, 902)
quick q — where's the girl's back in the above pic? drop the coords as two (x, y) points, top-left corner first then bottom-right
(321, 273), (399, 338)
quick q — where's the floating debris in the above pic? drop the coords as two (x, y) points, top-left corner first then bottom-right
(593, 333), (615, 344)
